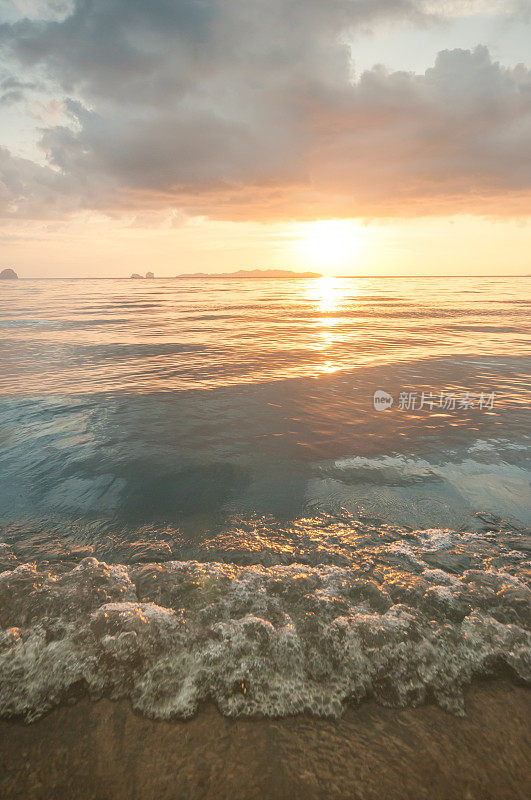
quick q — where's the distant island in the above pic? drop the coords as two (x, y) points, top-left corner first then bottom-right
(131, 271), (155, 279)
(175, 269), (322, 279)
(0, 268), (18, 279)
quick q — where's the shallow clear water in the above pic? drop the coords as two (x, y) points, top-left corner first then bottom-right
(0, 276), (529, 544)
(0, 276), (529, 720)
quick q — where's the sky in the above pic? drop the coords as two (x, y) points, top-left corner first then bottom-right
(0, 0), (530, 277)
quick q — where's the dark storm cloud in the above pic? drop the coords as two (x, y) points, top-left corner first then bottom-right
(0, 0), (530, 219)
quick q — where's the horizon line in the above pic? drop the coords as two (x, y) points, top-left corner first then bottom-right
(8, 274), (531, 280)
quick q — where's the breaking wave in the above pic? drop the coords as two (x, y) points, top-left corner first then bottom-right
(0, 514), (529, 722)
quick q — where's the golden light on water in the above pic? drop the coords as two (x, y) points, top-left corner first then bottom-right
(308, 276), (351, 374)
(314, 275), (345, 315)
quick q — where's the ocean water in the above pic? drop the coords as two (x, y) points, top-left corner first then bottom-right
(0, 276), (529, 721)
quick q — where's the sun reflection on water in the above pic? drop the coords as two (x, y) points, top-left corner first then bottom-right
(314, 276), (347, 315)
(308, 276), (354, 373)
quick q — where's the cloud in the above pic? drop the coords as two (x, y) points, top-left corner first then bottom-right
(0, 73), (41, 106)
(305, 47), (531, 217)
(0, 145), (84, 216)
(0, 0), (530, 220)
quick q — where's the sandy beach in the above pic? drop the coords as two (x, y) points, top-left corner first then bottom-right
(2, 0), (531, 796)
(0, 682), (529, 800)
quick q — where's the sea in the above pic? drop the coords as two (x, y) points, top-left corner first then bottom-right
(0, 275), (529, 721)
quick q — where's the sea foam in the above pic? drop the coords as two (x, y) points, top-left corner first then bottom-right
(0, 529), (529, 722)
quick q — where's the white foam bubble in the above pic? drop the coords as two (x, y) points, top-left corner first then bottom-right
(0, 552), (528, 722)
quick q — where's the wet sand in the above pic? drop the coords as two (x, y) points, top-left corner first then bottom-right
(0, 682), (529, 800)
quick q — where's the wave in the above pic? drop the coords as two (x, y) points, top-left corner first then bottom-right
(0, 518), (529, 722)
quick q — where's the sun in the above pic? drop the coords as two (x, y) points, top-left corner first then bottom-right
(295, 219), (364, 272)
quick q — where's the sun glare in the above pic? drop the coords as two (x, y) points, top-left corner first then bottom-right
(295, 219), (364, 272)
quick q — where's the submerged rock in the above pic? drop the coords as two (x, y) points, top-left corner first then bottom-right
(422, 550), (475, 573)
(0, 268), (18, 279)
